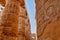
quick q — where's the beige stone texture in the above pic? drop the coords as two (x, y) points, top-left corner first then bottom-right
(0, 0), (5, 6)
(0, 0), (20, 40)
(31, 33), (36, 40)
(0, 0), (31, 40)
(18, 6), (31, 40)
(35, 0), (60, 40)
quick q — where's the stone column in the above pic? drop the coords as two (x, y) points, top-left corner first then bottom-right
(0, 0), (31, 40)
(0, 0), (20, 40)
(35, 0), (60, 40)
(19, 0), (31, 40)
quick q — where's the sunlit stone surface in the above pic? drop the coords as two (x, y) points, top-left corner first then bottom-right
(31, 33), (36, 40)
(0, 0), (31, 40)
(35, 0), (60, 40)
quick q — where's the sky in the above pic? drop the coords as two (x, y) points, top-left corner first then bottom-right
(0, 4), (3, 11)
(25, 0), (36, 33)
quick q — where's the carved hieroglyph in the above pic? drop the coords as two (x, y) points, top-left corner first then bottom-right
(0, 0), (20, 40)
(0, 0), (31, 40)
(35, 0), (60, 40)
(19, 5), (31, 40)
